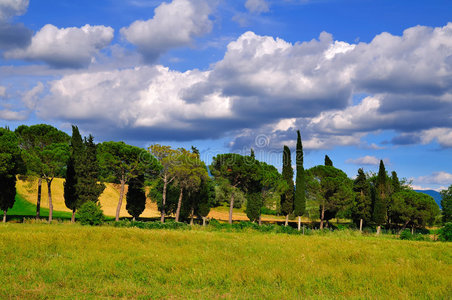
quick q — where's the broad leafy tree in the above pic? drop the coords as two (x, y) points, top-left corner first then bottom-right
(294, 130), (306, 230)
(0, 128), (21, 222)
(281, 146), (294, 226)
(210, 153), (260, 224)
(171, 149), (208, 222)
(149, 145), (180, 222)
(440, 185), (452, 223)
(307, 165), (353, 229)
(15, 124), (70, 221)
(391, 190), (440, 232)
(98, 141), (160, 221)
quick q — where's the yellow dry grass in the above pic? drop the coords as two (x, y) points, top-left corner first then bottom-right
(16, 178), (310, 222)
(16, 178), (160, 218)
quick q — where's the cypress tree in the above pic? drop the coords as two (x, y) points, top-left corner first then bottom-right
(391, 171), (401, 194)
(64, 125), (84, 222)
(351, 168), (372, 231)
(126, 174), (146, 221)
(77, 135), (105, 204)
(281, 145), (294, 226)
(373, 160), (387, 234)
(324, 155), (333, 166)
(294, 130), (306, 231)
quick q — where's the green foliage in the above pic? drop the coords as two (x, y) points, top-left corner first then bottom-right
(373, 160), (388, 225)
(351, 168), (372, 226)
(294, 130), (306, 217)
(399, 229), (412, 240)
(281, 145), (294, 216)
(307, 165), (354, 223)
(126, 174), (146, 219)
(214, 180), (246, 208)
(77, 201), (104, 226)
(440, 185), (452, 223)
(245, 192), (263, 222)
(390, 190), (440, 229)
(438, 223), (452, 242)
(0, 128), (21, 216)
(149, 177), (180, 215)
(324, 155), (333, 166)
(76, 135), (105, 204)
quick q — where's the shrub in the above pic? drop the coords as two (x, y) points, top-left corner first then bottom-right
(400, 229), (413, 240)
(78, 202), (104, 226)
(261, 207), (278, 216)
(439, 223), (452, 242)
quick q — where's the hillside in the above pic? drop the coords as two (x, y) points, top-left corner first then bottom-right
(14, 178), (294, 222)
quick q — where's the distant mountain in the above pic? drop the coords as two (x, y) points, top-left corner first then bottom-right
(415, 190), (442, 209)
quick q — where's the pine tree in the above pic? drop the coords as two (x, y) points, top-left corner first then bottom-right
(373, 160), (387, 234)
(294, 130), (306, 231)
(324, 155), (333, 166)
(126, 174), (146, 221)
(281, 145), (294, 226)
(351, 168), (372, 231)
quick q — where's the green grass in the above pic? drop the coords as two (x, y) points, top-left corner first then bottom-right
(6, 194), (73, 220)
(0, 224), (451, 299)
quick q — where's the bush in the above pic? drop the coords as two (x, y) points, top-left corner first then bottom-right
(78, 202), (104, 226)
(439, 223), (452, 242)
(400, 229), (413, 240)
(261, 207), (278, 216)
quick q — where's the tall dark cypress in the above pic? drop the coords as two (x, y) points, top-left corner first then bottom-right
(281, 145), (294, 226)
(294, 130), (306, 230)
(324, 155), (333, 166)
(126, 174), (146, 221)
(373, 160), (387, 233)
(77, 135), (105, 204)
(351, 168), (372, 230)
(64, 125), (84, 222)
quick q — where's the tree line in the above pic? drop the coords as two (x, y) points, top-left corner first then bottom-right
(0, 124), (450, 234)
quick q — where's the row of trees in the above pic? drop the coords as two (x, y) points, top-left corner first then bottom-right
(0, 124), (447, 233)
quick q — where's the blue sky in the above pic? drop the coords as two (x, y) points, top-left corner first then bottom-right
(0, 0), (451, 191)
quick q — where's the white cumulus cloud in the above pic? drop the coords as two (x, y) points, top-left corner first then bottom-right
(5, 24), (114, 68)
(121, 0), (214, 62)
(0, 0), (28, 22)
(346, 156), (388, 166)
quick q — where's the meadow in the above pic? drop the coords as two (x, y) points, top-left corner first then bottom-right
(0, 223), (451, 299)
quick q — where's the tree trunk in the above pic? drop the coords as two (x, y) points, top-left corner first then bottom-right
(115, 177), (125, 222)
(161, 176), (167, 223)
(359, 218), (363, 232)
(3, 210), (6, 223)
(202, 216), (206, 226)
(298, 216), (301, 231)
(320, 204), (325, 229)
(258, 215), (262, 226)
(411, 225), (414, 235)
(285, 214), (289, 226)
(190, 205), (195, 225)
(229, 193), (234, 225)
(47, 179), (53, 223)
(399, 220), (410, 234)
(175, 187), (183, 222)
(376, 225), (381, 235)
(303, 225), (305, 235)
(71, 209), (75, 223)
(36, 177), (42, 219)
(133, 216), (136, 222)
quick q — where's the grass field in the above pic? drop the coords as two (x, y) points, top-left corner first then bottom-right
(0, 224), (450, 299)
